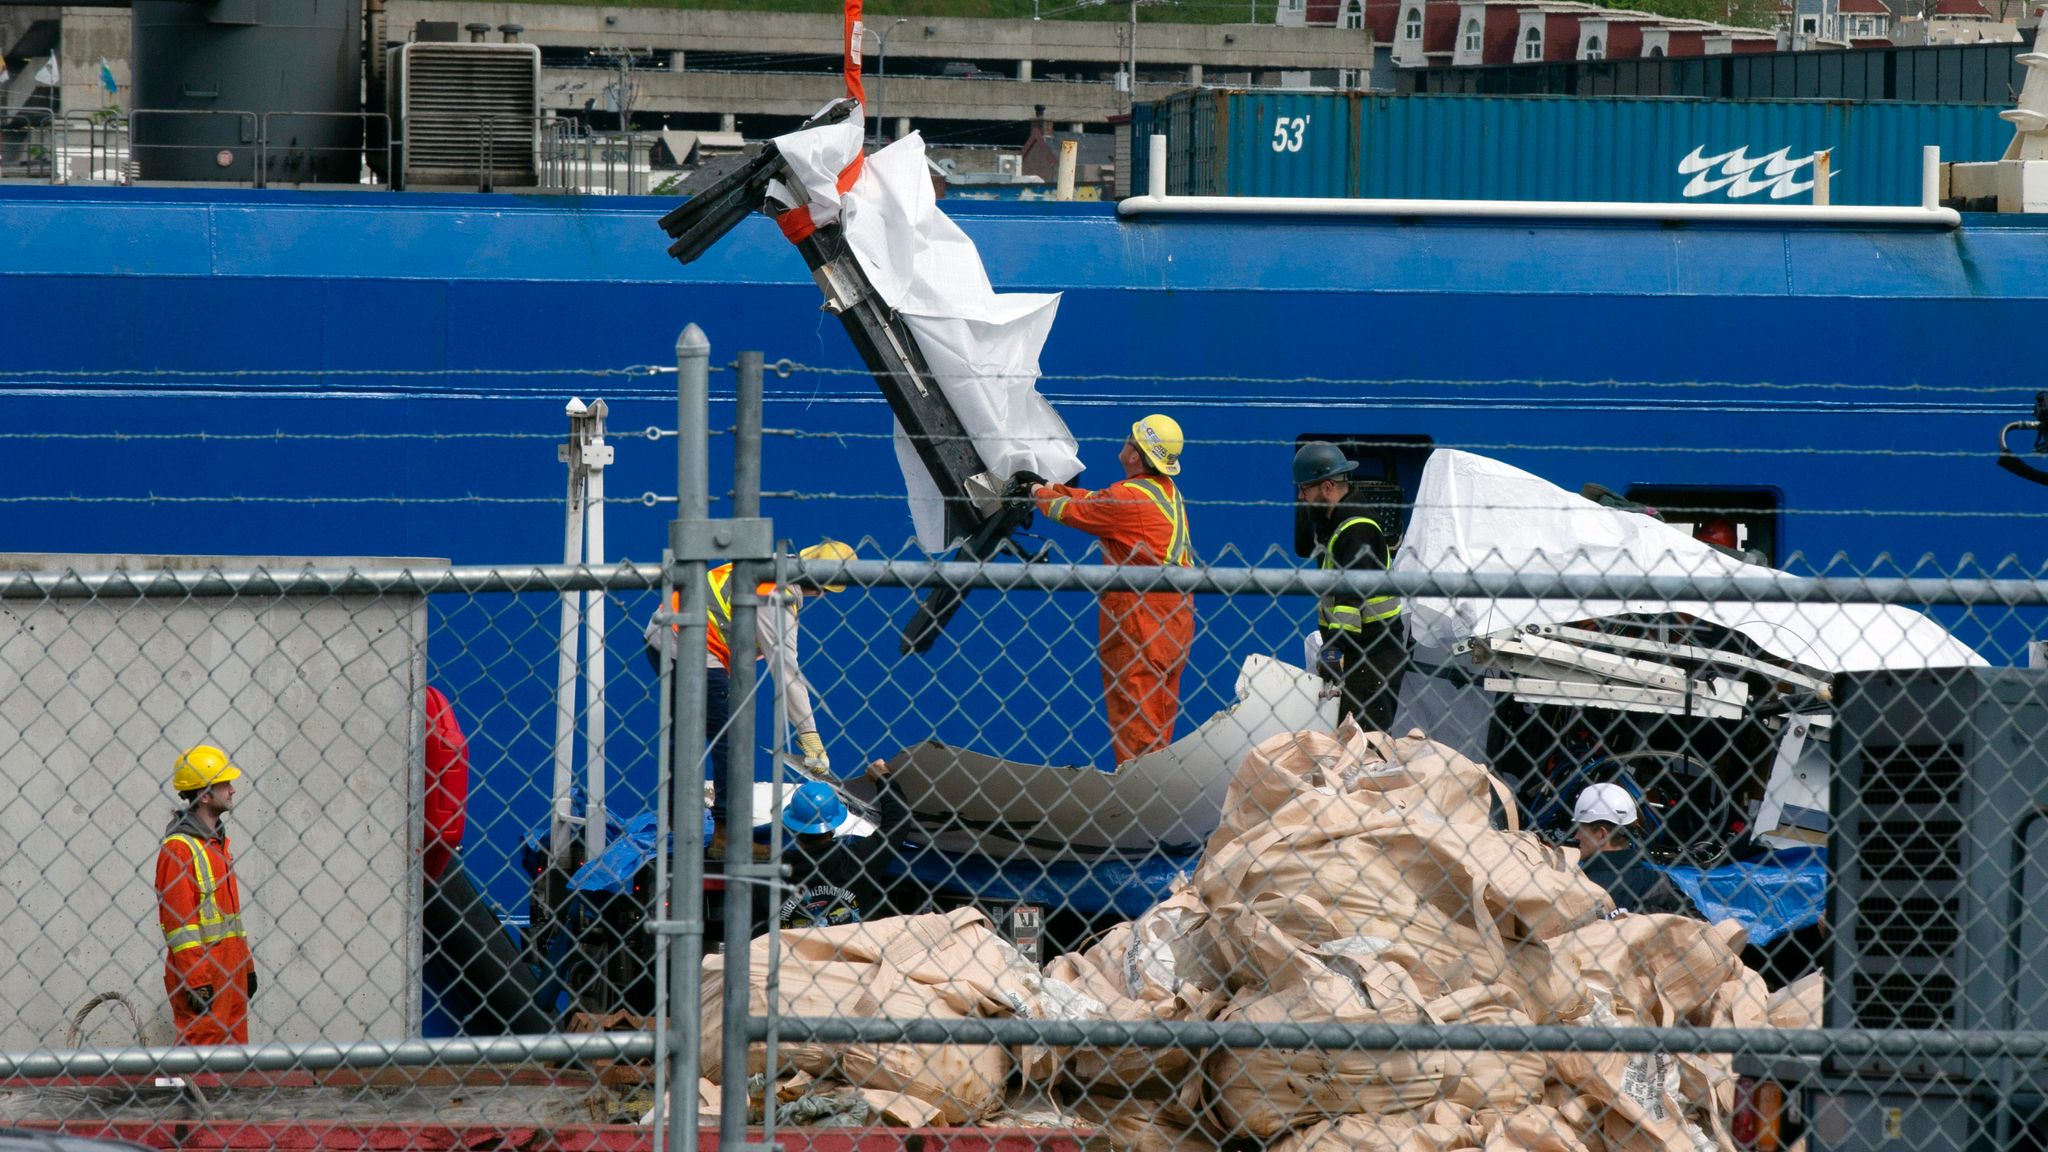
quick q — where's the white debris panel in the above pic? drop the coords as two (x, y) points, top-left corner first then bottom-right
(773, 115), (1083, 550)
(884, 655), (1336, 861)
(1394, 450), (1986, 672)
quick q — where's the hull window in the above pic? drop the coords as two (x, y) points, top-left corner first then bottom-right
(1292, 434), (1435, 558)
(1622, 483), (1784, 568)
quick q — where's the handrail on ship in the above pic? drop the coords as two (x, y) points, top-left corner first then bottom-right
(1118, 134), (1963, 228)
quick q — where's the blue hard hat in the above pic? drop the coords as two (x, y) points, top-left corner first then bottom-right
(782, 782), (847, 836)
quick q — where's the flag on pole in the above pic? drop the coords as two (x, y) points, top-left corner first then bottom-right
(100, 58), (117, 94)
(33, 55), (57, 86)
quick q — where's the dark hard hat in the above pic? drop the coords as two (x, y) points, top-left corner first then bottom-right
(1292, 442), (1358, 487)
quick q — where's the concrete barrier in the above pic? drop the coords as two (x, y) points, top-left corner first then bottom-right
(0, 555), (438, 1048)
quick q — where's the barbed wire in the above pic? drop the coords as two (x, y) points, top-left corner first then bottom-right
(0, 366), (678, 381)
(0, 488), (2032, 516)
(0, 424), (2011, 461)
(4, 361), (2030, 399)
(755, 427), (2016, 460)
(757, 491), (2048, 518)
(775, 362), (2048, 397)
(0, 428), (684, 443)
(0, 492), (682, 506)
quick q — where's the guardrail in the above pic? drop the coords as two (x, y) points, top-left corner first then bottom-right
(2, 107), (394, 188)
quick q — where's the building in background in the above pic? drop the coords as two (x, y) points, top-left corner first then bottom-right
(1892, 0), (2028, 42)
(1367, 0), (1779, 66)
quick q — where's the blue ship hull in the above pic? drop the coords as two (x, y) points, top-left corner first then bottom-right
(3, 184), (2043, 922)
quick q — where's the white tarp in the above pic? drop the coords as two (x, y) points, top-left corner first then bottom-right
(773, 114), (1082, 549)
(1395, 450), (1985, 673)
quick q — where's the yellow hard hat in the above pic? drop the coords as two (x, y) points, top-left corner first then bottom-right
(1130, 414), (1184, 476)
(171, 744), (242, 792)
(798, 539), (857, 593)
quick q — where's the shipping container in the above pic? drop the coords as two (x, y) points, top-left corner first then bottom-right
(1130, 91), (2014, 205)
(1398, 40), (2027, 103)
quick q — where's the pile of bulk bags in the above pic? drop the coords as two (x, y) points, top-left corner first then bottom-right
(700, 719), (1819, 1152)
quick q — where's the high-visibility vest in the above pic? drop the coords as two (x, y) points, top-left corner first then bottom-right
(700, 564), (780, 670)
(161, 833), (245, 955)
(1319, 515), (1402, 632)
(1120, 477), (1195, 568)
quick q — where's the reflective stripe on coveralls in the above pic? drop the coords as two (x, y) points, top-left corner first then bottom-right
(1319, 515), (1402, 631)
(161, 833), (246, 952)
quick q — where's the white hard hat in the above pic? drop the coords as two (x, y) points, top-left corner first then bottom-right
(1573, 782), (1639, 827)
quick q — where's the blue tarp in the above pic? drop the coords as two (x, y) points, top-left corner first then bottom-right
(558, 804), (1828, 937)
(1654, 847), (1828, 947)
(903, 848), (1198, 920)
(567, 810), (717, 895)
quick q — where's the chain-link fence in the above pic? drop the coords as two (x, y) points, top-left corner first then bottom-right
(1, 346), (2045, 1152)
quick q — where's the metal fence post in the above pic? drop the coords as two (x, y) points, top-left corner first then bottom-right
(719, 350), (766, 1152)
(665, 325), (712, 1152)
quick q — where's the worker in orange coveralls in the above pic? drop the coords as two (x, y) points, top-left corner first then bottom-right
(1032, 415), (1197, 765)
(155, 744), (255, 1045)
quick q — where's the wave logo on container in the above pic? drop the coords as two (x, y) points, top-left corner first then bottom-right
(1678, 146), (1827, 200)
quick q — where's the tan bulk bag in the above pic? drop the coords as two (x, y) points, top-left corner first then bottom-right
(1204, 959), (1449, 1140)
(1206, 724), (1517, 859)
(1546, 914), (1743, 1026)
(1203, 886), (1584, 1020)
(1766, 971), (1824, 1030)
(1272, 1102), (1479, 1152)
(699, 950), (876, 1082)
(1042, 920), (1224, 1093)
(1126, 881), (1227, 997)
(1206, 729), (1350, 854)
(1429, 986), (1547, 1110)
(1066, 1085), (1213, 1152)
(700, 918), (1014, 1125)
(1197, 813), (1610, 965)
(1333, 722), (1520, 832)
(1472, 1103), (1598, 1152)
(778, 906), (1052, 1018)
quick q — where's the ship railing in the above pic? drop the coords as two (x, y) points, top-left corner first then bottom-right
(0, 107), (72, 183)
(258, 109), (394, 189)
(128, 108), (263, 186)
(0, 110), (129, 185)
(539, 118), (654, 196)
(4, 108), (396, 188)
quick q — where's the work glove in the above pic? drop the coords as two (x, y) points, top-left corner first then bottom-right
(247, 970), (258, 997)
(797, 731), (830, 774)
(186, 986), (214, 1015)
(1315, 638), (1346, 678)
(1314, 642), (1346, 699)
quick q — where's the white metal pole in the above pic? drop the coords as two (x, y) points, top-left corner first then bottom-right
(1128, 0), (1139, 106)
(551, 399), (590, 862)
(581, 399), (613, 860)
(1148, 133), (1168, 198)
(1922, 145), (1941, 211)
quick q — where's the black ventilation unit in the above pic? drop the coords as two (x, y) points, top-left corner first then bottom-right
(1827, 667), (2048, 1080)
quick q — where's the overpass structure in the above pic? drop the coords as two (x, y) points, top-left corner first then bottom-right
(383, 3), (1373, 132)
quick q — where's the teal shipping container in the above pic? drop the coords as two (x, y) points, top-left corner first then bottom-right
(1129, 91), (2014, 205)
